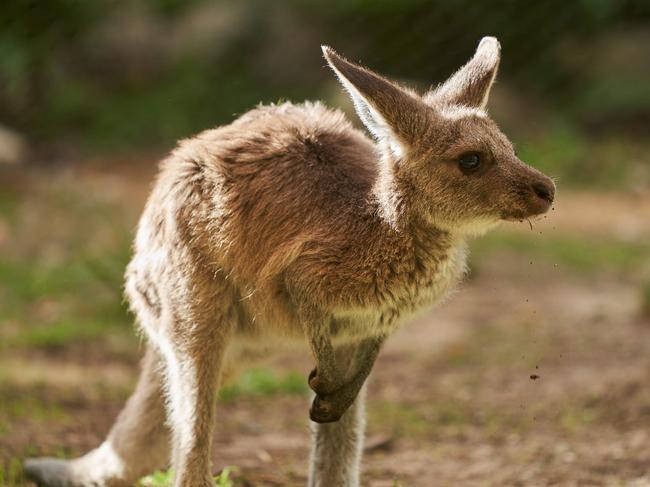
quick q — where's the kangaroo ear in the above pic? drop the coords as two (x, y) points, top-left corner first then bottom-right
(322, 46), (428, 159)
(426, 37), (501, 110)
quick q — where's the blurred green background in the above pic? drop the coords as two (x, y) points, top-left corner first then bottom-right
(0, 0), (649, 188)
(1, 1), (650, 486)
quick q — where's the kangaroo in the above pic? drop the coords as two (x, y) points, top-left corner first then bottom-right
(25, 37), (555, 487)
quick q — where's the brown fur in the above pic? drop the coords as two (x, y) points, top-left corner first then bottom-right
(25, 37), (554, 487)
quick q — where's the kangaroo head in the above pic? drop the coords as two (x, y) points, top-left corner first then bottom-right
(323, 38), (555, 236)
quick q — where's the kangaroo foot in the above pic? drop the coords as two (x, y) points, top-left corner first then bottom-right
(24, 458), (74, 487)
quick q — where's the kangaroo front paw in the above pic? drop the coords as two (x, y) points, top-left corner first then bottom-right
(310, 376), (366, 423)
(308, 367), (339, 395)
(24, 458), (74, 487)
(310, 394), (344, 423)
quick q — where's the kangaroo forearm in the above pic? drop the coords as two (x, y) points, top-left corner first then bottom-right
(309, 335), (385, 423)
(308, 329), (345, 392)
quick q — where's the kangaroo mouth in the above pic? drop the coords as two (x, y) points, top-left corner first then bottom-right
(501, 204), (551, 222)
(502, 213), (530, 222)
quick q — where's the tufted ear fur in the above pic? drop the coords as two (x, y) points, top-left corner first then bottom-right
(322, 46), (431, 159)
(425, 36), (501, 110)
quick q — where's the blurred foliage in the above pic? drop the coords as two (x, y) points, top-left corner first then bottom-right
(0, 0), (649, 186)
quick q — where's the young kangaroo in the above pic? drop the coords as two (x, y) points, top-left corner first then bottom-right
(25, 37), (555, 487)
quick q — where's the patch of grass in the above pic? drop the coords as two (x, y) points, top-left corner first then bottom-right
(137, 470), (174, 487)
(369, 402), (434, 438)
(371, 395), (542, 442)
(137, 467), (236, 487)
(219, 369), (308, 402)
(0, 458), (24, 487)
(0, 247), (129, 309)
(368, 396), (520, 441)
(0, 177), (135, 352)
(472, 232), (650, 275)
(9, 320), (115, 349)
(214, 467), (236, 487)
(1, 395), (67, 424)
(441, 321), (547, 370)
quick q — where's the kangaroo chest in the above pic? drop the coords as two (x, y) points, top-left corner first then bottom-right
(331, 242), (467, 340)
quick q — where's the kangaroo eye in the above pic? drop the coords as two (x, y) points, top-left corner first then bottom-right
(458, 153), (481, 171)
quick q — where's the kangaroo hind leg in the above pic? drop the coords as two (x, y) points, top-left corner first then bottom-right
(160, 308), (235, 487)
(24, 344), (170, 487)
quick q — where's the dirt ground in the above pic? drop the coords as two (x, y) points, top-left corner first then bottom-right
(1, 159), (650, 486)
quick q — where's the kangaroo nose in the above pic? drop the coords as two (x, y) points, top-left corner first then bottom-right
(531, 180), (554, 203)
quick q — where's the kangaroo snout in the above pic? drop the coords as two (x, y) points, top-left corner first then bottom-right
(531, 179), (555, 204)
(502, 168), (556, 221)
(525, 175), (555, 216)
